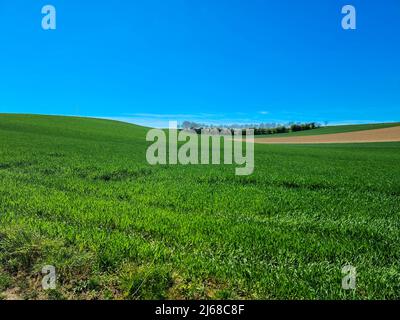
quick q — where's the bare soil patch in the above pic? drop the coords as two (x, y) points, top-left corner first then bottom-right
(254, 126), (400, 144)
(2, 287), (22, 300)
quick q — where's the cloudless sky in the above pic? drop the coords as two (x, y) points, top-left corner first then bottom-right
(0, 0), (399, 127)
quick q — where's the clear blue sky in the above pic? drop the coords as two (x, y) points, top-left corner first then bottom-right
(0, 0), (399, 127)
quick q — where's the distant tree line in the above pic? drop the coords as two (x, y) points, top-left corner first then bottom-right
(180, 121), (321, 135)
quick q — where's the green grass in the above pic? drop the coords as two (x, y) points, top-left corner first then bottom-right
(0, 114), (399, 300)
(256, 122), (400, 138)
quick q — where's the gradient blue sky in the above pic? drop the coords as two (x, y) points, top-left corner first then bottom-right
(0, 0), (399, 127)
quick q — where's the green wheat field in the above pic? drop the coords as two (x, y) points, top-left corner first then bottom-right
(0, 114), (399, 300)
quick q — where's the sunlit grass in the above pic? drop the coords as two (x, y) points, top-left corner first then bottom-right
(0, 114), (399, 299)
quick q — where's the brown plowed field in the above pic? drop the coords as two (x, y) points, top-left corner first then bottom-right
(254, 126), (400, 144)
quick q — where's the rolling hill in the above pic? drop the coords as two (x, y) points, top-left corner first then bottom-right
(256, 122), (400, 138)
(0, 114), (399, 300)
